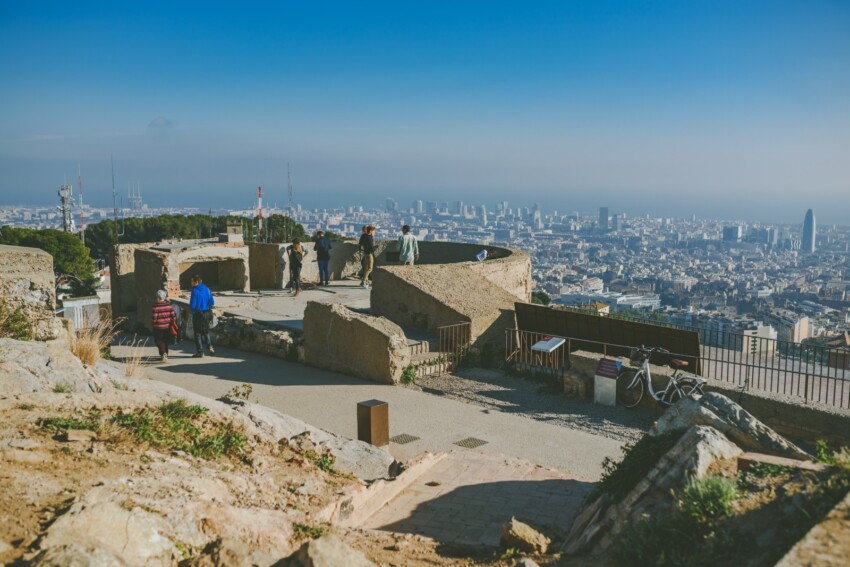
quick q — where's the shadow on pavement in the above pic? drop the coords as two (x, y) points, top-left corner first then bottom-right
(375, 478), (593, 547)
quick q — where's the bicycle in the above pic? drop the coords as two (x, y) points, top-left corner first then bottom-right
(617, 346), (706, 408)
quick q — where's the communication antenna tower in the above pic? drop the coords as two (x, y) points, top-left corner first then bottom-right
(257, 185), (264, 241)
(58, 182), (75, 233)
(286, 162), (293, 242)
(78, 165), (85, 244)
(111, 156), (124, 238)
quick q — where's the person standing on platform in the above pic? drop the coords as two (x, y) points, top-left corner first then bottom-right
(151, 290), (177, 363)
(287, 239), (306, 296)
(397, 225), (419, 266)
(314, 230), (332, 286)
(359, 225), (375, 288)
(189, 275), (215, 357)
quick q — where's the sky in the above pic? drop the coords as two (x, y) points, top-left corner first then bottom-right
(1, 0), (849, 224)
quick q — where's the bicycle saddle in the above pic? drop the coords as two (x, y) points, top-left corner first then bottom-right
(669, 359), (689, 369)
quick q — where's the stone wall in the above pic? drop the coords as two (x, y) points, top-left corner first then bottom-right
(211, 314), (301, 360)
(370, 264), (518, 346)
(247, 242), (282, 289)
(0, 244), (63, 340)
(108, 243), (156, 317)
(303, 301), (410, 384)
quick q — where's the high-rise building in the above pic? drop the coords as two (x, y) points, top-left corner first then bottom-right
(723, 226), (742, 242)
(414, 200), (424, 214)
(802, 208), (816, 253)
(599, 207), (609, 230)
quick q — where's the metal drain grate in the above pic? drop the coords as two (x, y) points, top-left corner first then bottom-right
(390, 433), (420, 445)
(453, 437), (488, 449)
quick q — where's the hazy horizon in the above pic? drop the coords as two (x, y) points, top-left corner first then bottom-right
(2, 1), (849, 224)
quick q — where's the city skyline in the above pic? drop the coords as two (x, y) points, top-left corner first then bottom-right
(2, 1), (849, 223)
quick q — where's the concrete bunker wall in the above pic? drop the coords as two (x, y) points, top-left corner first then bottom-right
(303, 301), (410, 384)
(173, 245), (250, 293)
(248, 242), (283, 289)
(0, 244), (63, 340)
(370, 264), (518, 346)
(109, 243), (157, 317)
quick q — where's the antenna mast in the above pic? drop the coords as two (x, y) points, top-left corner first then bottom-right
(78, 165), (85, 244)
(257, 185), (264, 241)
(286, 162), (293, 242)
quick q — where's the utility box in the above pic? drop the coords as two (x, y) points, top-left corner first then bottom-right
(594, 359), (621, 407)
(357, 399), (389, 447)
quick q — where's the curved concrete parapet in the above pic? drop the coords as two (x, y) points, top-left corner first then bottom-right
(327, 240), (531, 303)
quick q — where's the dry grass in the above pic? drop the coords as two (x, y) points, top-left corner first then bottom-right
(70, 317), (122, 366)
(123, 341), (144, 377)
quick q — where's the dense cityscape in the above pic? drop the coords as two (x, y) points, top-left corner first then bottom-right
(3, 193), (848, 348)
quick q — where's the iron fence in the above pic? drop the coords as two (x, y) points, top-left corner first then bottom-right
(505, 328), (850, 409)
(424, 322), (472, 377)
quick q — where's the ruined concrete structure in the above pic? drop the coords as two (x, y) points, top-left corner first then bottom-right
(303, 302), (410, 384)
(0, 244), (64, 340)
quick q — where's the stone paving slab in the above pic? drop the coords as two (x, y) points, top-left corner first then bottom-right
(362, 451), (593, 547)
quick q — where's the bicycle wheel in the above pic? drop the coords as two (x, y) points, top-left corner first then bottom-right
(617, 368), (645, 408)
(664, 377), (703, 405)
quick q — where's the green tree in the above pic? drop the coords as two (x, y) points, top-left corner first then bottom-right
(0, 227), (98, 295)
(531, 290), (552, 305)
(265, 214), (306, 243)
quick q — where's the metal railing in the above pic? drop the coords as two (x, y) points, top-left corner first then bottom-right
(505, 328), (850, 409)
(424, 322), (471, 377)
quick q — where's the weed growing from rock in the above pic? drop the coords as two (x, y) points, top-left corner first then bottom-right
(111, 400), (246, 460)
(293, 522), (329, 540)
(38, 414), (101, 433)
(304, 449), (337, 473)
(218, 383), (254, 403)
(71, 318), (122, 366)
(401, 364), (417, 384)
(0, 299), (32, 340)
(51, 381), (76, 394)
(681, 475), (738, 522)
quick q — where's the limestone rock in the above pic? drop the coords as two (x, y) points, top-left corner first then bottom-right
(6, 438), (41, 450)
(32, 543), (127, 566)
(0, 336), (109, 395)
(651, 392), (811, 460)
(516, 559), (541, 567)
(284, 535), (375, 567)
(500, 517), (550, 554)
(303, 301), (410, 385)
(563, 425), (741, 556)
(63, 430), (97, 443)
(0, 244), (64, 341)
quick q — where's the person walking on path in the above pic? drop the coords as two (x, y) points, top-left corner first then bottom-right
(314, 230), (332, 286)
(189, 274), (215, 357)
(151, 290), (177, 363)
(398, 225), (419, 266)
(359, 225), (375, 288)
(287, 239), (307, 295)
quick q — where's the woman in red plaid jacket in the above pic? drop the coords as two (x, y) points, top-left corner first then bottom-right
(151, 290), (177, 363)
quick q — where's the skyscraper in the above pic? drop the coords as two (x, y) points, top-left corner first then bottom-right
(599, 207), (609, 230)
(802, 208), (816, 254)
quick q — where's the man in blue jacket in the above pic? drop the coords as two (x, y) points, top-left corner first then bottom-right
(189, 274), (215, 357)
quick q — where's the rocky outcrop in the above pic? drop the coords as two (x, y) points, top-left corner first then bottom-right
(303, 302), (410, 385)
(650, 392), (811, 460)
(500, 517), (551, 554)
(283, 535), (375, 567)
(563, 425), (741, 555)
(0, 244), (64, 340)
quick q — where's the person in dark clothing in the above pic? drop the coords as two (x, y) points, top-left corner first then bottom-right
(314, 230), (332, 286)
(287, 239), (307, 295)
(189, 274), (215, 357)
(151, 290), (177, 363)
(358, 225), (375, 288)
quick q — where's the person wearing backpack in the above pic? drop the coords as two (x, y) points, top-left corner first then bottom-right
(287, 239), (307, 296)
(314, 230), (332, 286)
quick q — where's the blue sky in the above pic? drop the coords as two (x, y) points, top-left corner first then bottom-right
(1, 1), (848, 223)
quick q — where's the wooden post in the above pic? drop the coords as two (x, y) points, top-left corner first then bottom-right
(357, 399), (389, 447)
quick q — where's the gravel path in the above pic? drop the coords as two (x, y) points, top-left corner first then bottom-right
(410, 368), (656, 444)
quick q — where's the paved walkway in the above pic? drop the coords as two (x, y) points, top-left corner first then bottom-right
(119, 342), (623, 480)
(363, 452), (592, 546)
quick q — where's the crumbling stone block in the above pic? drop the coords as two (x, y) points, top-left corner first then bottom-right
(0, 244), (63, 340)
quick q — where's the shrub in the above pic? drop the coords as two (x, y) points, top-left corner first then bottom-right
(0, 299), (32, 340)
(293, 522), (329, 540)
(38, 414), (101, 432)
(681, 475), (738, 522)
(218, 383), (253, 403)
(401, 364), (416, 384)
